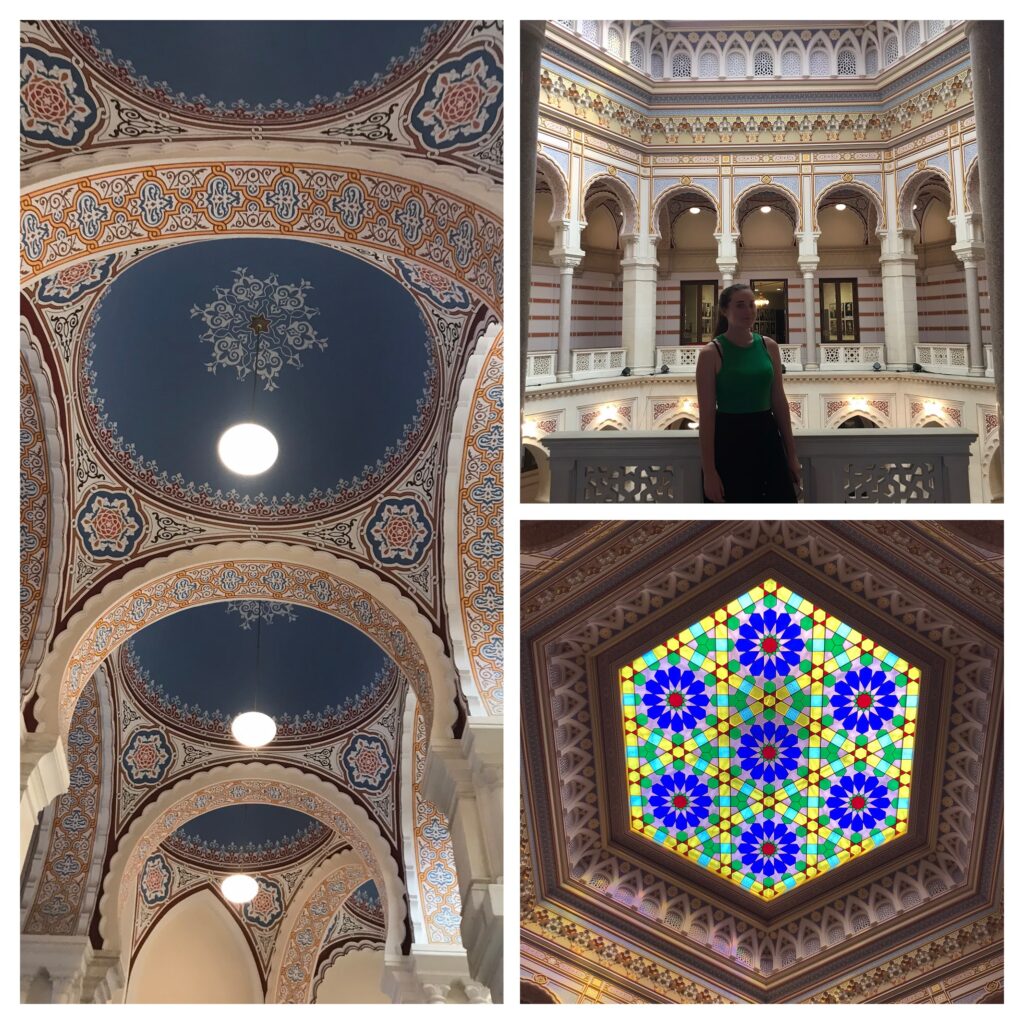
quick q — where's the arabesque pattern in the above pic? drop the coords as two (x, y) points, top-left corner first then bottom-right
(622, 578), (918, 900)
(20, 163), (502, 314)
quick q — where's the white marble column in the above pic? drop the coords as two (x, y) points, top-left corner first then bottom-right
(552, 250), (583, 381)
(878, 228), (920, 370)
(958, 255), (986, 376)
(715, 227), (739, 289)
(799, 262), (819, 370)
(423, 717), (503, 1003)
(620, 243), (659, 375)
(21, 936), (89, 1004)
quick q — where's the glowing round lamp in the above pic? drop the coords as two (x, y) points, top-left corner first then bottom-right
(835, 203), (847, 211)
(231, 711), (277, 748)
(760, 205), (772, 214)
(688, 206), (701, 214)
(220, 873), (259, 904)
(217, 423), (278, 475)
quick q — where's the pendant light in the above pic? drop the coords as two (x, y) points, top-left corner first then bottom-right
(230, 603), (277, 748)
(220, 872), (259, 904)
(218, 313), (278, 475)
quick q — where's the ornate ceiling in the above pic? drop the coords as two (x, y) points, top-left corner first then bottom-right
(521, 520), (1002, 1003)
(21, 19), (503, 1003)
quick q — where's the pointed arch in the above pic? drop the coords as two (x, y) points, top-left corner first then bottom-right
(650, 182), (722, 240)
(99, 763), (402, 961)
(814, 180), (886, 232)
(32, 542), (459, 757)
(733, 181), (802, 233)
(534, 151), (569, 224)
(582, 172), (639, 236)
(897, 166), (955, 228)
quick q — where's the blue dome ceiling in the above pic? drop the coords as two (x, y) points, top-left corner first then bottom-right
(172, 804), (322, 851)
(78, 21), (437, 109)
(124, 601), (396, 729)
(82, 239), (434, 508)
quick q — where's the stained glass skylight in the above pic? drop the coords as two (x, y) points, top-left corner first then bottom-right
(620, 579), (919, 901)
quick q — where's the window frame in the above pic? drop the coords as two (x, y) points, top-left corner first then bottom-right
(818, 277), (861, 344)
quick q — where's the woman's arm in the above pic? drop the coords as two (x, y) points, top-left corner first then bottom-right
(696, 344), (724, 501)
(764, 337), (802, 489)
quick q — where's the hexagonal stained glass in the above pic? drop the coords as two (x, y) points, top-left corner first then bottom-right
(620, 578), (919, 901)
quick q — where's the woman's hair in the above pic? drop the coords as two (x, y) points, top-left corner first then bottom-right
(713, 282), (754, 338)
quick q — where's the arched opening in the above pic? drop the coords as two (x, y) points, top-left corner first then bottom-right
(314, 948), (388, 1003)
(837, 415), (879, 429)
(521, 980), (558, 1003)
(815, 185), (884, 350)
(734, 188), (800, 349)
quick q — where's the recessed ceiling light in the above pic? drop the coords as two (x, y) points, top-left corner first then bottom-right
(218, 423), (278, 475)
(689, 206), (701, 214)
(913, 203), (918, 210)
(835, 203), (847, 211)
(220, 873), (259, 904)
(231, 711), (277, 748)
(760, 205), (772, 214)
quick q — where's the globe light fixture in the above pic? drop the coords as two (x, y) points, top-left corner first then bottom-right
(913, 203), (918, 210)
(835, 203), (847, 211)
(760, 205), (772, 214)
(218, 423), (278, 475)
(220, 873), (259, 904)
(231, 710), (277, 748)
(689, 206), (701, 214)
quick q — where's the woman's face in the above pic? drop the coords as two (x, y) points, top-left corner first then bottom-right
(724, 289), (757, 329)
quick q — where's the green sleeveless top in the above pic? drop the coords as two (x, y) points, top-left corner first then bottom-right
(713, 333), (774, 413)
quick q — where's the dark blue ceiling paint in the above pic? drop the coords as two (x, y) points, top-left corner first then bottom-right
(79, 21), (437, 107)
(128, 601), (394, 721)
(174, 804), (322, 849)
(85, 239), (433, 502)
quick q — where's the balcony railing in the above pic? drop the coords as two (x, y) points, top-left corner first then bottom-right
(572, 347), (626, 377)
(526, 350), (556, 384)
(818, 344), (885, 370)
(543, 428), (976, 503)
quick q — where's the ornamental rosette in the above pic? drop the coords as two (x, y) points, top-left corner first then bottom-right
(20, 47), (98, 146)
(121, 728), (173, 785)
(410, 50), (502, 150)
(366, 497), (432, 566)
(342, 733), (393, 792)
(76, 489), (143, 559)
(621, 577), (919, 900)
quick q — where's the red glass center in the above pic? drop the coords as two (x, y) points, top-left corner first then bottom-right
(761, 841), (776, 856)
(851, 795), (867, 810)
(856, 693), (873, 708)
(761, 744), (777, 760)
(667, 692), (684, 708)
(673, 794), (689, 809)
(761, 636), (779, 654)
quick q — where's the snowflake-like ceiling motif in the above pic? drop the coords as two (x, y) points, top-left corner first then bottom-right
(620, 578), (919, 901)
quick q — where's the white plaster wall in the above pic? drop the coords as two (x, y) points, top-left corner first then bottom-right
(126, 890), (262, 1004)
(314, 948), (389, 1003)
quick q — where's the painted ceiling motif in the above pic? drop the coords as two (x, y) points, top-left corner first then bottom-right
(522, 521), (1001, 1003)
(21, 19), (502, 1001)
(21, 21), (503, 186)
(622, 578), (917, 902)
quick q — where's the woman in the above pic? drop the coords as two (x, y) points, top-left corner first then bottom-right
(696, 283), (801, 502)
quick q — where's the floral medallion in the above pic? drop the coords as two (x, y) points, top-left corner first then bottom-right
(620, 577), (919, 900)
(242, 877), (285, 928)
(76, 489), (143, 559)
(140, 853), (172, 906)
(341, 733), (393, 792)
(20, 47), (98, 146)
(37, 254), (115, 304)
(121, 727), (173, 785)
(410, 49), (501, 151)
(191, 267), (327, 392)
(366, 497), (432, 566)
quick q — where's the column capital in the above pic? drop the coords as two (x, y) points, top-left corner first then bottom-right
(550, 247), (583, 270)
(22, 728), (70, 868)
(798, 259), (820, 275)
(952, 242), (985, 266)
(382, 947), (491, 1004)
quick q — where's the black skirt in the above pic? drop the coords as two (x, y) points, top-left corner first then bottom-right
(705, 409), (798, 503)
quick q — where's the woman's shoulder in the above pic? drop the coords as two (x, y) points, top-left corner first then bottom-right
(758, 334), (780, 351)
(697, 340), (721, 359)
